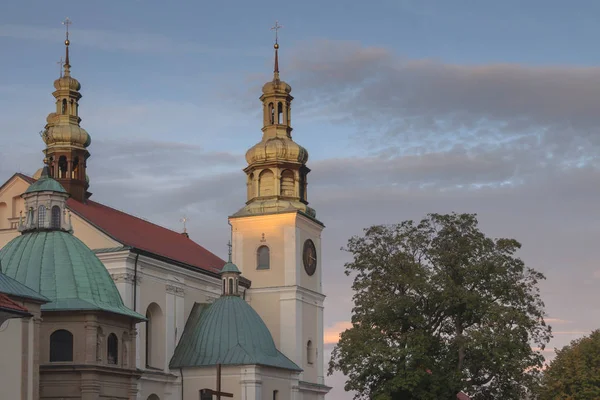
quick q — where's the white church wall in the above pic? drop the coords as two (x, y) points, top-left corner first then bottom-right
(182, 365), (243, 400)
(245, 289), (282, 348)
(99, 250), (223, 400)
(0, 318), (23, 400)
(181, 365), (298, 400)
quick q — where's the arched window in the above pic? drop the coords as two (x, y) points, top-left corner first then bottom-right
(61, 99), (67, 114)
(145, 303), (164, 369)
(269, 103), (275, 124)
(37, 205), (46, 228)
(50, 329), (73, 362)
(277, 102), (283, 124)
(58, 156), (68, 179)
(257, 246), (270, 270)
(280, 170), (295, 197)
(70, 99), (74, 114)
(228, 278), (234, 295)
(107, 333), (118, 365)
(72, 156), (80, 179)
(273, 390), (279, 400)
(51, 206), (61, 229)
(222, 279), (226, 295)
(299, 173), (307, 201)
(258, 169), (274, 197)
(307, 340), (314, 364)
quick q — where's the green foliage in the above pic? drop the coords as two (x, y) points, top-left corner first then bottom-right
(539, 330), (600, 400)
(328, 213), (552, 400)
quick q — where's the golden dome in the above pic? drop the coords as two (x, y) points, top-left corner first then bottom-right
(262, 79), (291, 95)
(44, 123), (91, 148)
(53, 75), (81, 91)
(245, 137), (308, 165)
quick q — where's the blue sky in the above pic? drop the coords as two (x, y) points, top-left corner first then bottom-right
(1, 1), (600, 398)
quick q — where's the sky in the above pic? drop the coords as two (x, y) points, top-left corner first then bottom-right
(1, 0), (600, 398)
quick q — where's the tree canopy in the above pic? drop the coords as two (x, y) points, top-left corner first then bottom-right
(539, 330), (600, 400)
(328, 213), (552, 400)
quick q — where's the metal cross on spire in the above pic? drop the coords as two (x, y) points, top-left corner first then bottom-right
(227, 241), (232, 257)
(62, 17), (72, 40)
(271, 20), (283, 44)
(57, 57), (64, 78)
(180, 216), (188, 233)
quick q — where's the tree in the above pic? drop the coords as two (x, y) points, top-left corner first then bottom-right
(328, 213), (552, 400)
(539, 330), (600, 400)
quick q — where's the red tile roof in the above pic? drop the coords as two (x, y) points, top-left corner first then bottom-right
(10, 173), (225, 274)
(457, 392), (471, 400)
(67, 199), (225, 274)
(0, 293), (29, 314)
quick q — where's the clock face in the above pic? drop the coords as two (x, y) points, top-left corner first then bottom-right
(302, 239), (317, 276)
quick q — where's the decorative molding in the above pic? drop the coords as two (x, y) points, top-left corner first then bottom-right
(110, 272), (139, 284)
(165, 284), (184, 296)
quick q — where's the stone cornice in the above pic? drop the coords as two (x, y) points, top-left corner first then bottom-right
(248, 285), (326, 303)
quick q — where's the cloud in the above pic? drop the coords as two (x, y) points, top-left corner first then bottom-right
(324, 321), (353, 345)
(286, 40), (600, 173)
(2, 36), (600, 400)
(532, 347), (556, 354)
(544, 318), (572, 324)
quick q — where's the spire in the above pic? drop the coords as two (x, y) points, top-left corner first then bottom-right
(232, 22), (317, 219)
(227, 241), (232, 263)
(42, 18), (91, 203)
(62, 18), (72, 77)
(274, 44), (279, 80)
(271, 21), (282, 81)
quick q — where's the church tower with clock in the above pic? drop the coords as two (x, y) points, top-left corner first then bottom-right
(229, 29), (329, 398)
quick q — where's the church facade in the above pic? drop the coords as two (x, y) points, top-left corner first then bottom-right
(0, 28), (330, 400)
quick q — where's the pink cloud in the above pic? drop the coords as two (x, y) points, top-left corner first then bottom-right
(545, 318), (572, 324)
(324, 321), (353, 344)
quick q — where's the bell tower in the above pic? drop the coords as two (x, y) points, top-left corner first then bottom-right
(229, 23), (329, 398)
(41, 18), (92, 203)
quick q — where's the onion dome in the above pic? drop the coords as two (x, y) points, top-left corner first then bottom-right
(0, 231), (144, 320)
(245, 136), (309, 165)
(43, 122), (91, 148)
(169, 296), (301, 371)
(54, 74), (81, 91)
(262, 77), (291, 95)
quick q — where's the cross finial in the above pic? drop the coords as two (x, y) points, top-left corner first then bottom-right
(57, 57), (64, 78)
(271, 20), (283, 45)
(62, 17), (72, 41)
(180, 216), (188, 233)
(270, 21), (283, 77)
(61, 18), (72, 75)
(227, 241), (232, 257)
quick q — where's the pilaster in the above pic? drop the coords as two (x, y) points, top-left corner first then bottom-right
(240, 366), (262, 400)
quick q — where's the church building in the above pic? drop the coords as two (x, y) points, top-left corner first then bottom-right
(0, 24), (330, 400)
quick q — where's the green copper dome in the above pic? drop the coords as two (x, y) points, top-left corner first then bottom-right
(220, 261), (241, 274)
(0, 231), (144, 320)
(24, 174), (67, 194)
(170, 296), (300, 371)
